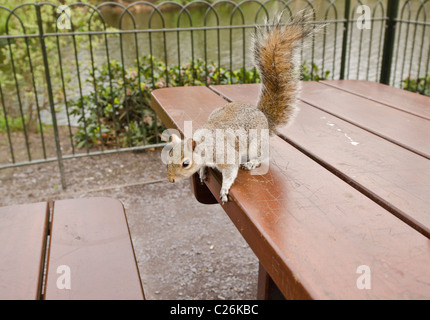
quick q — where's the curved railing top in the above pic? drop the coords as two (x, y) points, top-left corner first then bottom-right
(1, 0), (429, 38)
(3, 0), (428, 37)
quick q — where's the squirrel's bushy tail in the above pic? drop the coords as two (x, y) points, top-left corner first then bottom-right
(254, 12), (314, 134)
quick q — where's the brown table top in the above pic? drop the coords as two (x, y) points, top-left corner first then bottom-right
(151, 80), (430, 300)
(0, 197), (144, 300)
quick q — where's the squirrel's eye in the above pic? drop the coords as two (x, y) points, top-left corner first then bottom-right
(182, 159), (190, 168)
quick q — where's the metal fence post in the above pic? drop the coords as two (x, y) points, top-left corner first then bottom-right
(380, 0), (400, 85)
(35, 4), (67, 189)
(340, 0), (351, 80)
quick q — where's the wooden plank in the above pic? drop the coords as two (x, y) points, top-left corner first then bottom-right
(151, 86), (227, 134)
(211, 82), (430, 159)
(44, 197), (144, 300)
(151, 86), (430, 299)
(320, 80), (430, 120)
(0, 202), (49, 300)
(210, 83), (430, 238)
(298, 81), (430, 159)
(219, 135), (430, 299)
(210, 83), (260, 105)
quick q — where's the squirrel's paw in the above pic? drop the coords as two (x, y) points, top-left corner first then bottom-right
(199, 167), (208, 185)
(220, 188), (229, 204)
(241, 159), (261, 171)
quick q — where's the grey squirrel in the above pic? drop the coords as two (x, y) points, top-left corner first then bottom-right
(166, 12), (315, 204)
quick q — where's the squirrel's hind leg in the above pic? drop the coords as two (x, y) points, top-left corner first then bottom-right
(241, 159), (261, 170)
(240, 134), (262, 170)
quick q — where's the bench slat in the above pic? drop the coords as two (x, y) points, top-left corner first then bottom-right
(214, 135), (430, 299)
(298, 81), (430, 159)
(44, 197), (144, 300)
(320, 80), (430, 120)
(210, 83), (430, 238)
(151, 86), (228, 133)
(151, 85), (430, 299)
(0, 202), (49, 300)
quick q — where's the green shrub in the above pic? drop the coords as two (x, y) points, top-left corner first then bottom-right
(70, 55), (258, 149)
(0, 113), (26, 133)
(0, 0), (108, 133)
(402, 74), (430, 97)
(70, 56), (329, 149)
(300, 62), (330, 81)
(70, 58), (159, 149)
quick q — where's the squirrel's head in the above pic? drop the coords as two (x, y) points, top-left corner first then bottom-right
(166, 134), (203, 183)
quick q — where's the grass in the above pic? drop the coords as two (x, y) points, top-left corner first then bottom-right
(0, 113), (26, 133)
(0, 113), (51, 134)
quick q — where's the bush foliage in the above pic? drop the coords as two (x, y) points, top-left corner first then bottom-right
(402, 74), (430, 97)
(70, 55), (263, 149)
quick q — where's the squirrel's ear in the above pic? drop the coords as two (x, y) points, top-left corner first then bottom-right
(186, 138), (197, 151)
(171, 134), (181, 144)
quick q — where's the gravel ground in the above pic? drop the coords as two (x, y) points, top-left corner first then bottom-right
(0, 149), (258, 300)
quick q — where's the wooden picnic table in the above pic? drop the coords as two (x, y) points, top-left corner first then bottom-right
(151, 80), (430, 300)
(0, 197), (144, 300)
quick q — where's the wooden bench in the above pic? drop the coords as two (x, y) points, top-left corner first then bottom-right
(151, 80), (430, 300)
(0, 197), (144, 300)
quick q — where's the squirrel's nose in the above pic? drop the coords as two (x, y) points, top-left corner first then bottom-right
(168, 177), (175, 183)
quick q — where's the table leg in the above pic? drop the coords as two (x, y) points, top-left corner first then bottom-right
(190, 172), (218, 204)
(257, 262), (285, 300)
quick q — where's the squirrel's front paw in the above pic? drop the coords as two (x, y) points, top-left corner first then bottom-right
(199, 167), (208, 185)
(220, 188), (229, 204)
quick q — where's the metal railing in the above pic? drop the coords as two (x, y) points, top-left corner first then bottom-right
(0, 0), (428, 188)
